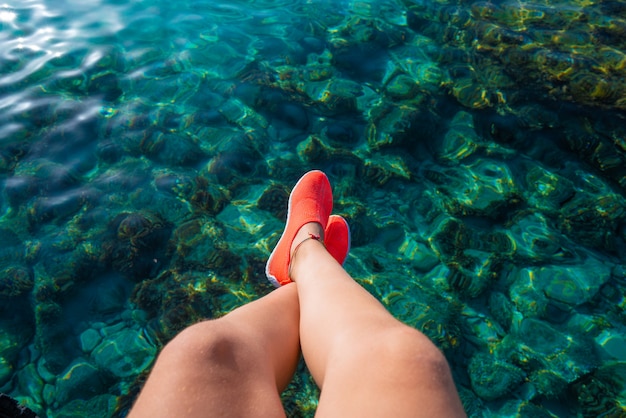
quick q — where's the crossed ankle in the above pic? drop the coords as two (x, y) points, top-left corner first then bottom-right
(288, 235), (325, 279)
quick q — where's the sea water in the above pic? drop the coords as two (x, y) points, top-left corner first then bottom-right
(0, 0), (625, 416)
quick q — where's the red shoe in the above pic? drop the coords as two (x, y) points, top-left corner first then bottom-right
(266, 170), (333, 287)
(325, 215), (350, 266)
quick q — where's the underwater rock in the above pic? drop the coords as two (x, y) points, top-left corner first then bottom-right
(218, 98), (269, 132)
(451, 77), (491, 109)
(496, 399), (560, 418)
(361, 152), (412, 186)
(52, 394), (117, 418)
(446, 253), (501, 299)
(297, 134), (335, 164)
(34, 300), (76, 374)
(428, 217), (469, 260)
(154, 171), (194, 200)
(4, 175), (41, 208)
(518, 319), (571, 358)
(0, 140), (29, 173)
(263, 97), (310, 130)
(39, 241), (104, 296)
(497, 318), (599, 386)
(489, 291), (514, 331)
(384, 74), (419, 100)
(36, 356), (57, 385)
(155, 282), (224, 342)
(463, 307), (506, 348)
(0, 325), (33, 388)
(257, 183), (290, 220)
(366, 102), (420, 150)
(141, 132), (207, 167)
(529, 369), (569, 399)
(414, 62), (449, 94)
(525, 165), (574, 212)
(296, 134), (362, 169)
(0, 356), (12, 388)
(322, 120), (359, 146)
(457, 386), (484, 418)
(468, 352), (525, 401)
(170, 218), (240, 275)
(54, 359), (111, 405)
(514, 104), (559, 130)
(397, 233), (440, 272)
(571, 362), (626, 417)
(27, 188), (100, 231)
(92, 329), (156, 378)
(189, 176), (230, 215)
(334, 202), (377, 248)
(595, 330), (626, 361)
(508, 268), (549, 318)
(301, 78), (363, 114)
(96, 141), (123, 164)
(506, 212), (570, 262)
(104, 212), (172, 281)
(0, 229), (24, 264)
(438, 159), (519, 217)
(207, 134), (267, 188)
(0, 265), (33, 298)
(13, 363), (44, 405)
(18, 159), (80, 193)
(437, 111), (481, 163)
(80, 329), (102, 354)
(87, 71), (122, 102)
(524, 256), (611, 307)
(558, 191), (626, 252)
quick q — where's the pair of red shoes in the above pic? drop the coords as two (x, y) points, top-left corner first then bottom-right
(265, 170), (350, 287)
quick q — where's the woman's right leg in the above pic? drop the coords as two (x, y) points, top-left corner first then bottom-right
(290, 223), (466, 418)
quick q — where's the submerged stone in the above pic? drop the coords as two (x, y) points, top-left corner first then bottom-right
(0, 265), (33, 298)
(54, 359), (109, 405)
(437, 111), (481, 163)
(366, 103), (420, 150)
(80, 329), (102, 354)
(385, 74), (419, 100)
(52, 394), (117, 418)
(14, 363), (44, 404)
(542, 256), (611, 306)
(0, 356), (12, 388)
(92, 329), (156, 378)
(469, 352), (525, 401)
(595, 330), (626, 361)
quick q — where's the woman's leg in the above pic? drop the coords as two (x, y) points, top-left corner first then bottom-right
(128, 283), (301, 418)
(290, 223), (466, 418)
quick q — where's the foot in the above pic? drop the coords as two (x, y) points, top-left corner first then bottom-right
(324, 215), (351, 266)
(265, 170), (333, 287)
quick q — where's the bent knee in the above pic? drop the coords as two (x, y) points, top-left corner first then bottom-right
(374, 326), (453, 382)
(160, 320), (260, 368)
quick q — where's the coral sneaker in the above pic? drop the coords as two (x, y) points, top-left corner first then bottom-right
(266, 170), (333, 287)
(325, 215), (350, 266)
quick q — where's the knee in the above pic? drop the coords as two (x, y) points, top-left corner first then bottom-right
(159, 320), (258, 369)
(373, 326), (453, 383)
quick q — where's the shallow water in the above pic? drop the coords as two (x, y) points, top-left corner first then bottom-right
(1, 0), (626, 416)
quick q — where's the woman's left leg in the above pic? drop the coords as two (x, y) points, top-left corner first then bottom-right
(128, 283), (300, 418)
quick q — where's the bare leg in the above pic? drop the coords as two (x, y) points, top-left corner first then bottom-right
(290, 223), (466, 417)
(128, 284), (300, 418)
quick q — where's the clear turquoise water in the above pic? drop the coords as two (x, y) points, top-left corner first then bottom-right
(1, 0), (626, 416)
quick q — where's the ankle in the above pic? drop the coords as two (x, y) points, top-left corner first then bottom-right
(289, 237), (325, 280)
(290, 222), (324, 257)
